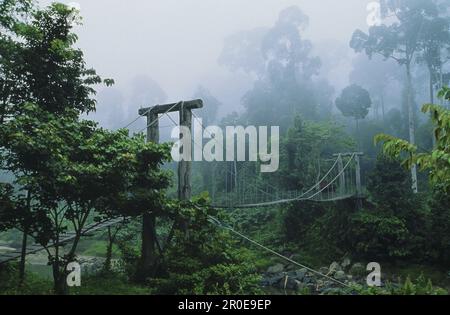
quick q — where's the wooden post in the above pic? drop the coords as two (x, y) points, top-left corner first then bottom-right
(355, 153), (363, 209)
(141, 111), (159, 277)
(337, 154), (346, 196)
(178, 105), (192, 201)
(138, 99), (202, 246)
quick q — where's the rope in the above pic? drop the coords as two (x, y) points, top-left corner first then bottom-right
(122, 106), (154, 130)
(208, 215), (351, 288)
(137, 101), (183, 134)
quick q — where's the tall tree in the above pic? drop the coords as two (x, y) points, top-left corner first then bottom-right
(238, 6), (323, 127)
(350, 0), (440, 193)
(335, 84), (372, 150)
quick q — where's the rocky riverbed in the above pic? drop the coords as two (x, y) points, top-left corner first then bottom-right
(261, 258), (379, 294)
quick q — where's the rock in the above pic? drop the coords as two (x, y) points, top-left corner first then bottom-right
(262, 273), (285, 287)
(329, 261), (342, 275)
(285, 264), (296, 271)
(349, 263), (366, 276)
(341, 258), (351, 270)
(334, 270), (346, 281)
(295, 268), (308, 281)
(267, 263), (284, 274)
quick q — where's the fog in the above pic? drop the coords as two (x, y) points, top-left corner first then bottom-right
(39, 0), (373, 127)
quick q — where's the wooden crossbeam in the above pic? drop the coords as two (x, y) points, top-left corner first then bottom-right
(138, 99), (203, 116)
(333, 152), (364, 157)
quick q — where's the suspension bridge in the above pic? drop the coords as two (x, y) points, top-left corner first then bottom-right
(207, 152), (362, 209)
(0, 99), (364, 288)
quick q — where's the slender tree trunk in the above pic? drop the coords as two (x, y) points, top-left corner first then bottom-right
(19, 230), (27, 283)
(406, 63), (418, 193)
(429, 66), (436, 147)
(140, 213), (157, 281)
(139, 111), (159, 281)
(19, 191), (32, 283)
(52, 255), (68, 295)
(380, 93), (386, 127)
(104, 227), (113, 272)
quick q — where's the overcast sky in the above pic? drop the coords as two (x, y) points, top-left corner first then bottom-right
(38, 0), (374, 119)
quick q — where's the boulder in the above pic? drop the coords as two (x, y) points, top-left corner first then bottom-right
(329, 261), (342, 275)
(261, 274), (285, 287)
(334, 270), (346, 281)
(295, 268), (308, 281)
(349, 263), (366, 276)
(267, 263), (284, 274)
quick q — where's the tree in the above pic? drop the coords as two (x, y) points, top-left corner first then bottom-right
(0, 2), (110, 287)
(0, 2), (172, 294)
(246, 6), (322, 126)
(375, 87), (450, 193)
(350, 0), (440, 192)
(0, 104), (172, 293)
(417, 14), (450, 106)
(0, 3), (109, 121)
(335, 84), (372, 149)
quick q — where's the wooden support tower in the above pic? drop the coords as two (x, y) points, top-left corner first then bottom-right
(333, 152), (364, 208)
(138, 99), (203, 271)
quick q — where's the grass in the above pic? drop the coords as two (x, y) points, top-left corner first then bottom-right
(382, 263), (450, 290)
(0, 266), (150, 295)
(70, 273), (150, 295)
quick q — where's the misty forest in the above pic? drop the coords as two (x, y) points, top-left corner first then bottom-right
(0, 0), (450, 295)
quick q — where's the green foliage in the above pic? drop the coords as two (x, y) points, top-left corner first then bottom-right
(375, 102), (450, 193)
(0, 2), (109, 120)
(348, 155), (428, 261)
(349, 211), (411, 259)
(428, 187), (450, 264)
(354, 274), (448, 295)
(146, 200), (262, 295)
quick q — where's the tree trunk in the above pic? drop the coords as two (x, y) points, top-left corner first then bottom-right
(140, 213), (157, 281)
(19, 230), (27, 283)
(19, 191), (32, 284)
(380, 93), (386, 127)
(429, 66), (436, 147)
(406, 63), (418, 193)
(52, 258), (68, 295)
(104, 227), (113, 272)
